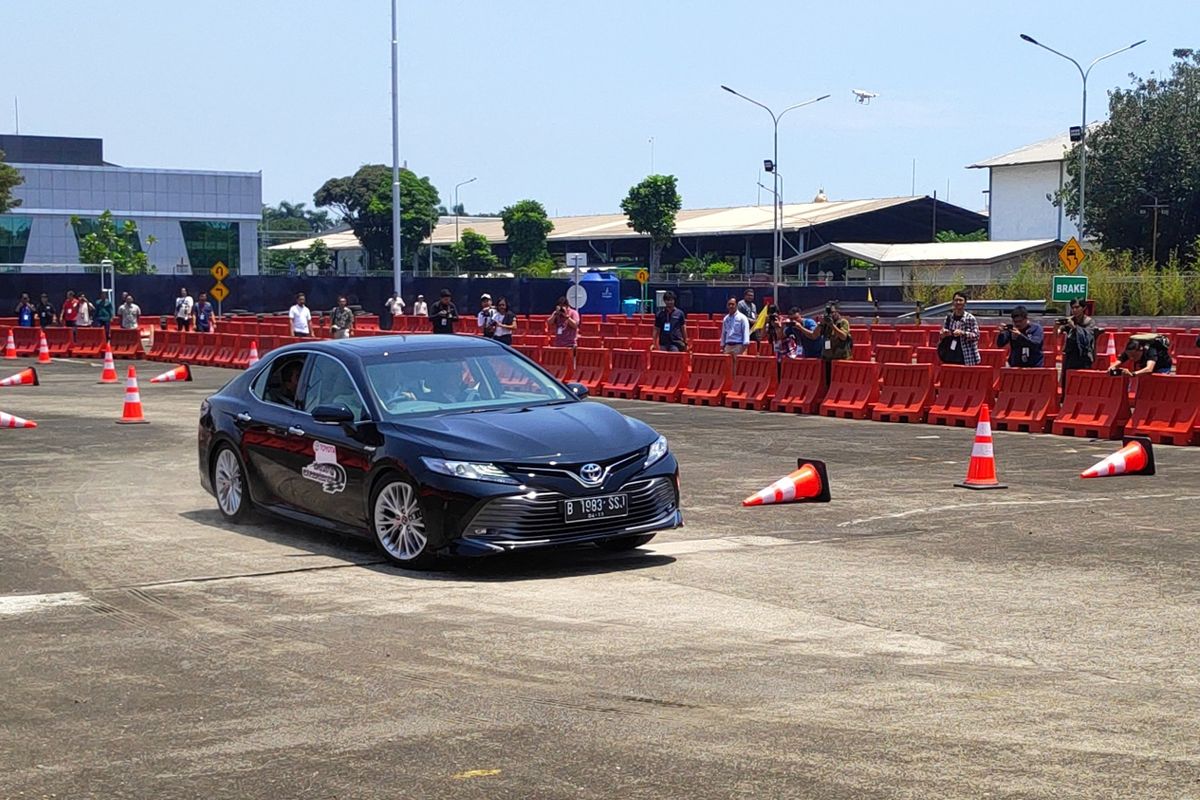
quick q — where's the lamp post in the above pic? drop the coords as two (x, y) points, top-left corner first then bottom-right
(721, 85), (829, 300)
(1019, 34), (1145, 239)
(389, 0), (402, 296)
(453, 177), (477, 245)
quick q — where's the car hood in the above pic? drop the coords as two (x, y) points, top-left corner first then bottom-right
(381, 401), (657, 462)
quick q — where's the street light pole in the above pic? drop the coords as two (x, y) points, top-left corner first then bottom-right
(452, 177), (477, 277)
(721, 85), (829, 301)
(390, 0), (402, 297)
(1019, 34), (1145, 240)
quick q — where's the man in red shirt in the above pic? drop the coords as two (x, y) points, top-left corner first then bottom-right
(60, 290), (81, 330)
(546, 296), (580, 348)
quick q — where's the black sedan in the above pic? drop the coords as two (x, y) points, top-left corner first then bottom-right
(198, 335), (681, 568)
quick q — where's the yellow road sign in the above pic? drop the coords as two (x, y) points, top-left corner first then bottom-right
(636, 269), (650, 285)
(1058, 237), (1085, 274)
(209, 282), (229, 303)
(210, 262), (229, 282)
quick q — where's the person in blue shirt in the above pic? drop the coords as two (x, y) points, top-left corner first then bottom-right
(193, 292), (216, 333)
(14, 293), (35, 327)
(788, 307), (825, 358)
(995, 305), (1044, 367)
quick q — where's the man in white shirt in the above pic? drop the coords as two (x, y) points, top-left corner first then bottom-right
(289, 293), (312, 337)
(721, 297), (751, 355)
(385, 292), (405, 325)
(174, 288), (194, 331)
(413, 294), (428, 317)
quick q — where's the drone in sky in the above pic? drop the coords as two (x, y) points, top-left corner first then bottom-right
(852, 89), (879, 105)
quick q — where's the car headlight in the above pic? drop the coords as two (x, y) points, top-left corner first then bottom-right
(644, 435), (669, 468)
(420, 457), (517, 484)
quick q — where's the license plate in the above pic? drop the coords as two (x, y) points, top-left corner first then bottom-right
(563, 493), (629, 523)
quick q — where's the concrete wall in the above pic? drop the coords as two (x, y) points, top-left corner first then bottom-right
(988, 162), (1077, 242)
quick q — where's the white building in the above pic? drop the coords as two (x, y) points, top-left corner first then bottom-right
(968, 132), (1082, 243)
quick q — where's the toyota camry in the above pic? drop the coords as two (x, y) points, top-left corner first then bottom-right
(198, 335), (681, 568)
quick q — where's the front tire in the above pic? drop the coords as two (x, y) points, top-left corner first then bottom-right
(596, 533), (656, 552)
(212, 445), (253, 523)
(371, 477), (439, 569)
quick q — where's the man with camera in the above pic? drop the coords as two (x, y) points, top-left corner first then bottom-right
(809, 301), (851, 383)
(1055, 298), (1096, 395)
(995, 305), (1044, 367)
(546, 296), (580, 348)
(1110, 334), (1173, 377)
(938, 291), (980, 366)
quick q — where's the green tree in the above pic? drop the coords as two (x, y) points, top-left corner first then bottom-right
(501, 199), (555, 275)
(450, 228), (500, 273)
(935, 228), (987, 243)
(314, 165), (440, 268)
(1063, 49), (1200, 258)
(621, 174), (682, 273)
(0, 149), (22, 214)
(73, 211), (156, 274)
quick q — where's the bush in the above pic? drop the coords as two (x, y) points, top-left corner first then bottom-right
(704, 261), (736, 278)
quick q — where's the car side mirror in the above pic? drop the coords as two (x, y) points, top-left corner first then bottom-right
(565, 382), (589, 399)
(312, 404), (355, 425)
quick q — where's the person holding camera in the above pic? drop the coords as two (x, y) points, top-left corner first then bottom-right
(546, 296), (580, 348)
(814, 301), (852, 383)
(476, 293), (498, 338)
(938, 291), (980, 366)
(1055, 298), (1096, 395)
(654, 291), (688, 352)
(1110, 334), (1173, 377)
(995, 305), (1044, 367)
(790, 308), (825, 359)
(430, 289), (459, 334)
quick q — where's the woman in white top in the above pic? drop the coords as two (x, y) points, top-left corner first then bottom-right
(492, 297), (516, 346)
(76, 293), (95, 327)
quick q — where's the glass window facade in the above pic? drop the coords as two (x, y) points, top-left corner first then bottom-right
(0, 216), (33, 264)
(181, 221), (239, 274)
(71, 216), (143, 253)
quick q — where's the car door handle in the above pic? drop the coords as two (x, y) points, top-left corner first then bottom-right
(235, 412), (252, 423)
(288, 425), (306, 437)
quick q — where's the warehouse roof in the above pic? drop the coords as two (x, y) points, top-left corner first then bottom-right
(782, 239), (1058, 268)
(968, 125), (1101, 169)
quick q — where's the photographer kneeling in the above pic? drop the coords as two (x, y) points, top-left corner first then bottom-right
(1110, 334), (1173, 378)
(995, 305), (1044, 368)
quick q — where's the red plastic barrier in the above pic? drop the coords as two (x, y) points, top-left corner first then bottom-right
(679, 353), (733, 406)
(638, 351), (690, 402)
(1176, 332), (1200, 358)
(515, 344), (542, 364)
(572, 348), (610, 392)
(577, 336), (604, 350)
(771, 358), (826, 414)
(870, 327), (898, 349)
(978, 348), (1007, 372)
(193, 333), (220, 365)
(44, 327), (73, 356)
(1176, 355), (1200, 376)
(819, 360), (880, 419)
(210, 333), (239, 367)
(926, 365), (995, 428)
(992, 368), (1059, 433)
(1126, 374), (1200, 446)
(177, 333), (203, 363)
(629, 337), (653, 351)
(540, 347), (574, 382)
(599, 349), (647, 399)
(1052, 371), (1130, 440)
(690, 339), (721, 354)
(230, 335), (255, 369)
(694, 325), (720, 340)
(724, 355), (778, 410)
(871, 363), (935, 423)
(12, 327), (40, 356)
(71, 327), (107, 358)
(1091, 331), (1133, 370)
(145, 330), (173, 362)
(108, 329), (144, 359)
(874, 344), (914, 365)
(851, 342), (872, 361)
(898, 330), (926, 348)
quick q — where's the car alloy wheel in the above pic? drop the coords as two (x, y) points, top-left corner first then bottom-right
(213, 446), (252, 522)
(372, 479), (435, 567)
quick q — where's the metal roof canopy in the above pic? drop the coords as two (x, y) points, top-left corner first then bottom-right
(781, 239), (1059, 269)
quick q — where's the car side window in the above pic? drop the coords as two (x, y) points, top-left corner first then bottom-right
(252, 354), (309, 410)
(302, 354), (368, 421)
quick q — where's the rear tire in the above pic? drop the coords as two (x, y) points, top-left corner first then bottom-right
(212, 445), (253, 523)
(371, 477), (439, 570)
(596, 533), (656, 552)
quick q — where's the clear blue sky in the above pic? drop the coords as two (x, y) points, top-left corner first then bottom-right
(6, 1), (1192, 217)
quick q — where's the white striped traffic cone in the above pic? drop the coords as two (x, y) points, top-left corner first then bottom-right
(150, 364), (192, 383)
(98, 344), (119, 384)
(0, 367), (38, 387)
(956, 404), (1006, 490)
(36, 331), (51, 364)
(3, 330), (16, 359)
(115, 366), (149, 424)
(0, 410), (37, 428)
(1081, 437), (1155, 479)
(247, 340), (260, 368)
(742, 459), (832, 506)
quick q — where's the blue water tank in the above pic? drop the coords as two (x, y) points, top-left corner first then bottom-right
(575, 270), (621, 316)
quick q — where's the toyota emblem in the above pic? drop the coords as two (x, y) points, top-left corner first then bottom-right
(579, 463), (603, 484)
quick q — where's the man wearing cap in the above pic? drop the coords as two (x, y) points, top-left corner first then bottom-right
(413, 294), (428, 317)
(476, 294), (498, 338)
(430, 289), (459, 334)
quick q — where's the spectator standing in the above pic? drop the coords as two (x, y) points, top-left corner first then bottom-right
(118, 294), (141, 330)
(94, 290), (114, 338)
(14, 294), (35, 327)
(720, 297), (750, 355)
(330, 295), (355, 339)
(193, 292), (215, 333)
(76, 292), (94, 328)
(430, 289), (459, 334)
(60, 291), (80, 330)
(493, 297), (516, 346)
(385, 292), (406, 328)
(819, 301), (852, 384)
(995, 305), (1044, 367)
(938, 291), (980, 366)
(737, 289), (760, 341)
(792, 308), (825, 358)
(36, 293), (56, 328)
(174, 288), (194, 331)
(413, 294), (429, 317)
(653, 291), (687, 352)
(476, 294), (498, 338)
(288, 293), (312, 337)
(1056, 298), (1096, 395)
(547, 296), (581, 348)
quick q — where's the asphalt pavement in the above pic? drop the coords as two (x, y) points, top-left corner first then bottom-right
(1, 355), (1198, 799)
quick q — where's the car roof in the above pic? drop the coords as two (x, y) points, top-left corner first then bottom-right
(271, 334), (503, 361)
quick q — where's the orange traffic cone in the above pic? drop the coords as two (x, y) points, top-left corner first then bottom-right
(247, 340), (260, 368)
(743, 459), (831, 506)
(1104, 334), (1118, 369)
(98, 344), (119, 384)
(1081, 436), (1155, 479)
(36, 331), (51, 364)
(150, 364), (192, 383)
(956, 404), (1006, 490)
(0, 367), (38, 387)
(3, 330), (16, 359)
(115, 366), (149, 424)
(0, 410), (37, 428)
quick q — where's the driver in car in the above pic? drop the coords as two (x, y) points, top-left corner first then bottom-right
(268, 361), (303, 408)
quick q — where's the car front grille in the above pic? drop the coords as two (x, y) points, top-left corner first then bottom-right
(461, 476), (677, 545)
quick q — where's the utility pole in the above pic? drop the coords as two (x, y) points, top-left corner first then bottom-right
(390, 0), (403, 297)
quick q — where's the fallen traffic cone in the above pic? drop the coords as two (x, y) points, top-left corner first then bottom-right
(115, 366), (150, 424)
(98, 344), (119, 384)
(1081, 436), (1155, 479)
(36, 331), (51, 364)
(150, 364), (192, 383)
(1104, 334), (1118, 369)
(0, 367), (38, 387)
(3, 330), (16, 359)
(743, 459), (831, 506)
(0, 410), (37, 428)
(955, 404), (1006, 490)
(247, 340), (260, 368)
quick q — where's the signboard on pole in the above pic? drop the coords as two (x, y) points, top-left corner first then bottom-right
(1058, 237), (1085, 274)
(209, 261), (230, 313)
(1051, 274), (1089, 302)
(565, 253), (587, 269)
(635, 269), (650, 285)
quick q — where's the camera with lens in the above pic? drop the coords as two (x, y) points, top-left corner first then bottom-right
(1107, 365), (1125, 377)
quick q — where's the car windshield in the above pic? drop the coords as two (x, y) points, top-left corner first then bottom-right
(364, 350), (572, 418)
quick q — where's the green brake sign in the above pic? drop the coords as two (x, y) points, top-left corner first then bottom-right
(1051, 275), (1089, 302)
